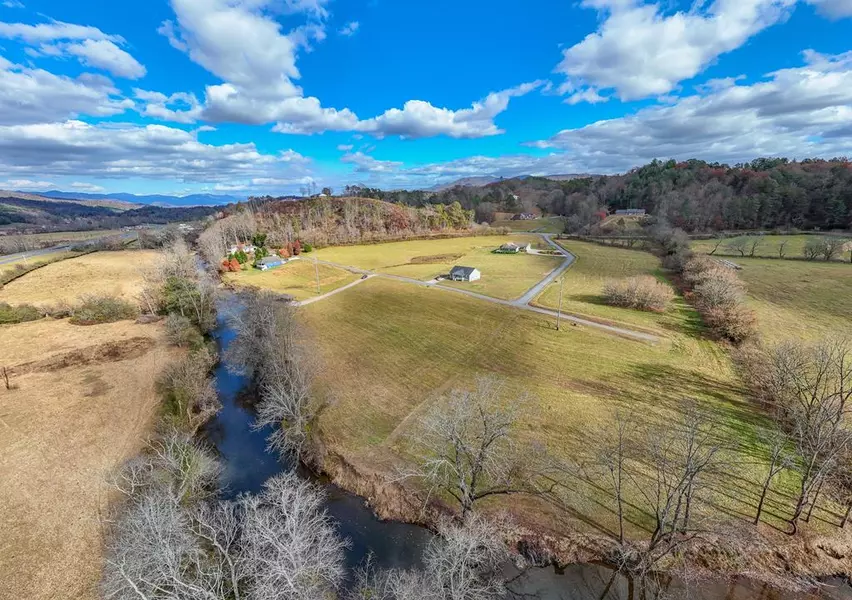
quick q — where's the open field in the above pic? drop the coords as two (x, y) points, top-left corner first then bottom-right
(0, 318), (173, 600)
(301, 277), (811, 538)
(0, 250), (76, 280)
(691, 234), (851, 261)
(735, 257), (852, 343)
(491, 216), (565, 233)
(312, 235), (563, 300)
(224, 259), (359, 301)
(534, 240), (697, 335)
(0, 229), (123, 251)
(0, 250), (157, 306)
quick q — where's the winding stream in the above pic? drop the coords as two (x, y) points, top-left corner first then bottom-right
(204, 295), (852, 599)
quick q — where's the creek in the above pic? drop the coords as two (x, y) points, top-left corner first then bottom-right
(204, 295), (851, 600)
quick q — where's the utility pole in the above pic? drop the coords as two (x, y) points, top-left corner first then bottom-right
(556, 277), (564, 331)
(314, 255), (321, 296)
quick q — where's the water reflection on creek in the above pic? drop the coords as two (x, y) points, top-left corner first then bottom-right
(204, 296), (851, 599)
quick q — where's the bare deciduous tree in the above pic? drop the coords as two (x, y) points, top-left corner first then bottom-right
(753, 428), (793, 525)
(767, 338), (852, 534)
(725, 237), (749, 257)
(240, 472), (348, 600)
(405, 377), (531, 520)
(596, 410), (633, 545)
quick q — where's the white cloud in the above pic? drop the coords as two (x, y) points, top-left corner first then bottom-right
(134, 88), (201, 123)
(0, 19), (145, 79)
(358, 81), (543, 139)
(63, 39), (146, 79)
(1, 178), (55, 191)
(0, 120), (314, 184)
(533, 50), (852, 171)
(336, 144), (353, 151)
(565, 88), (608, 105)
(339, 21), (359, 36)
(805, 0), (852, 17)
(70, 181), (106, 192)
(2, 1), (25, 8)
(556, 0), (795, 101)
(0, 20), (120, 43)
(0, 58), (132, 125)
(341, 152), (403, 173)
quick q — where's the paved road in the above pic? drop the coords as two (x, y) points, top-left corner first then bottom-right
(305, 235), (660, 343)
(0, 231), (138, 266)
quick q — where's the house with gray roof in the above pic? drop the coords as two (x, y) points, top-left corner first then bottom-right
(449, 266), (481, 282)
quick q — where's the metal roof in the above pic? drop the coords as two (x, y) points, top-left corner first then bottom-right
(450, 266), (478, 276)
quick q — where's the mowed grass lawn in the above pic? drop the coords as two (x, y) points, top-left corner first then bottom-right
(534, 240), (699, 335)
(300, 277), (793, 537)
(312, 235), (563, 300)
(691, 234), (851, 261)
(736, 257), (852, 343)
(224, 259), (359, 301)
(0, 250), (158, 306)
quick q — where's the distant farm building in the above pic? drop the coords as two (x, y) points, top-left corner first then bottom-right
(512, 213), (537, 220)
(449, 266), (481, 282)
(615, 209), (646, 216)
(496, 242), (531, 254)
(256, 256), (287, 271)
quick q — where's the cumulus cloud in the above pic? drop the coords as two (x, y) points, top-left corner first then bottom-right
(1, 178), (55, 191)
(0, 58), (132, 124)
(0, 19), (146, 79)
(339, 21), (359, 36)
(556, 0), (795, 101)
(358, 81), (544, 139)
(533, 50), (852, 171)
(70, 181), (106, 192)
(805, 0), (852, 18)
(134, 89), (202, 123)
(0, 120), (313, 184)
(62, 39), (146, 79)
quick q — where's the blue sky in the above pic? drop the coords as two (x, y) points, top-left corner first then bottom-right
(0, 0), (850, 196)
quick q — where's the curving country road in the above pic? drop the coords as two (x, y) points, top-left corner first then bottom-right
(296, 234), (659, 344)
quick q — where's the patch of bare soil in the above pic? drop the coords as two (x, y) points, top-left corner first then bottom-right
(0, 319), (175, 600)
(407, 253), (463, 264)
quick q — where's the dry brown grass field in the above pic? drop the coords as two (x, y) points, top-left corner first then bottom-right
(0, 250), (158, 306)
(0, 319), (174, 600)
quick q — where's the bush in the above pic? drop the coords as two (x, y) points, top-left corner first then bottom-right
(602, 276), (674, 312)
(165, 313), (204, 349)
(0, 302), (43, 325)
(156, 348), (219, 429)
(693, 271), (745, 311)
(704, 305), (758, 343)
(70, 294), (139, 325)
(302, 242), (313, 253)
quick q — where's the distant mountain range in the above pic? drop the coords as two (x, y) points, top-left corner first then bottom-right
(37, 190), (246, 207)
(427, 173), (597, 192)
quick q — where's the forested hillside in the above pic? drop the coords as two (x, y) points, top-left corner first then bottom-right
(344, 158), (852, 232)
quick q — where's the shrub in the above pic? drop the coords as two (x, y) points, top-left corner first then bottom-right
(0, 302), (43, 325)
(70, 295), (139, 325)
(302, 242), (313, 253)
(156, 348), (219, 429)
(602, 276), (674, 312)
(704, 305), (757, 343)
(693, 271), (744, 311)
(165, 313), (204, 349)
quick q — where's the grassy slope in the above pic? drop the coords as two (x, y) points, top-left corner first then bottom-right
(224, 259), (359, 301)
(736, 257), (852, 343)
(312, 235), (563, 301)
(534, 240), (698, 335)
(0, 250), (77, 280)
(302, 277), (783, 536)
(491, 217), (565, 233)
(0, 250), (157, 306)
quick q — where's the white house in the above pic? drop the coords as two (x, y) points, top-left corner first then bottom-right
(496, 242), (531, 254)
(449, 266), (481, 282)
(228, 243), (256, 255)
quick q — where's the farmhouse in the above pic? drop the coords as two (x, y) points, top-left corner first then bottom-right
(256, 256), (287, 271)
(229, 243), (256, 255)
(449, 266), (481, 282)
(496, 242), (531, 254)
(512, 212), (537, 220)
(615, 209), (646, 216)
